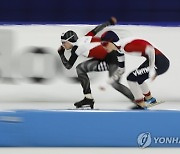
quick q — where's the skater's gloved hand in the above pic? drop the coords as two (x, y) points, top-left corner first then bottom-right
(109, 17), (117, 25)
(149, 68), (157, 81)
(58, 46), (65, 55)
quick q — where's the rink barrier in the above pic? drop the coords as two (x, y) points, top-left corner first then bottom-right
(0, 109), (180, 147)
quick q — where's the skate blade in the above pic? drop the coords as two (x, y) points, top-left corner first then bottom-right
(146, 100), (165, 108)
(76, 105), (93, 110)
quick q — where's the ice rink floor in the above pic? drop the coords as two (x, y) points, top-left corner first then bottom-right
(0, 101), (179, 111)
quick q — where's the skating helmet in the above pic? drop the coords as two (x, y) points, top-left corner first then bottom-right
(101, 30), (119, 42)
(61, 30), (78, 43)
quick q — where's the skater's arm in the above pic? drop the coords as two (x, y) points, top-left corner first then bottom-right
(117, 51), (125, 70)
(145, 45), (157, 80)
(102, 42), (125, 72)
(58, 46), (78, 69)
(85, 17), (117, 36)
(145, 45), (155, 69)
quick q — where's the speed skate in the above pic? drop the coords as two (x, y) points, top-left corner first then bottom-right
(146, 100), (165, 108)
(69, 100), (165, 110)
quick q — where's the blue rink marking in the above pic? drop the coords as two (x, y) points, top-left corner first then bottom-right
(0, 109), (180, 147)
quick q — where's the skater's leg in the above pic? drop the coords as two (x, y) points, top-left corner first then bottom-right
(75, 59), (100, 108)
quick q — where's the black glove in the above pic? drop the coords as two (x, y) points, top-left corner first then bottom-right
(58, 46), (65, 55)
(109, 17), (117, 25)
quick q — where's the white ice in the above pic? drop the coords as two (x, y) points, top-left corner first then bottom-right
(0, 101), (179, 111)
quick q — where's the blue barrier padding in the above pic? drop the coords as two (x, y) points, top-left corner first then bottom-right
(0, 109), (180, 147)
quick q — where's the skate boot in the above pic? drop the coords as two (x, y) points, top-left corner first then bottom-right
(74, 97), (94, 109)
(145, 97), (157, 107)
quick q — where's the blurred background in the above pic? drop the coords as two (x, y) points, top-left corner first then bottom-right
(0, 0), (179, 24)
(0, 0), (180, 153)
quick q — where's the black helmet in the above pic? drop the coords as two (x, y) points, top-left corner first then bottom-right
(61, 30), (78, 43)
(101, 30), (119, 42)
